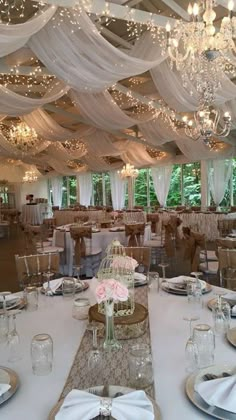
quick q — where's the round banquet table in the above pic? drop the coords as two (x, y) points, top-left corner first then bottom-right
(53, 225), (152, 276)
(21, 203), (51, 225)
(1, 280), (236, 420)
(158, 211), (236, 241)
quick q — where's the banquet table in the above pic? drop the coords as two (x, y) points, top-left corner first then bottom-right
(53, 225), (152, 276)
(158, 211), (236, 241)
(2, 281), (236, 420)
(21, 203), (51, 225)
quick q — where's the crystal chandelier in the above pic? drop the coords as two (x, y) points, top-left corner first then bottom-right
(1, 121), (40, 155)
(62, 139), (87, 155)
(165, 0), (236, 102)
(22, 171), (38, 183)
(182, 105), (231, 143)
(117, 163), (139, 179)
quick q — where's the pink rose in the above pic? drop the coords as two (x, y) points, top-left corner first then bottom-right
(111, 256), (138, 271)
(96, 282), (107, 303)
(113, 282), (129, 302)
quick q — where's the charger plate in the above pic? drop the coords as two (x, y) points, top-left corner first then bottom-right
(208, 298), (236, 318)
(186, 365), (236, 420)
(0, 297), (25, 311)
(48, 385), (161, 420)
(41, 280), (89, 296)
(161, 282), (212, 295)
(0, 366), (19, 406)
(226, 327), (236, 347)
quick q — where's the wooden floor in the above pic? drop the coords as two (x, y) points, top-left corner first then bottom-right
(0, 227), (219, 293)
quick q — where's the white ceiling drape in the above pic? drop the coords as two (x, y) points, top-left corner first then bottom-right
(0, 6), (56, 57)
(29, 11), (166, 93)
(0, 81), (68, 116)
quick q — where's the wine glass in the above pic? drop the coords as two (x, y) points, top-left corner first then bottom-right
(158, 258), (169, 292)
(44, 253), (54, 296)
(183, 315), (199, 373)
(213, 292), (231, 336)
(87, 322), (103, 384)
(8, 309), (22, 362)
(0, 291), (11, 313)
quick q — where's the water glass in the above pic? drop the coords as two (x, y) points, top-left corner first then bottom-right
(147, 272), (159, 291)
(213, 298), (231, 336)
(128, 344), (153, 389)
(62, 277), (75, 298)
(0, 313), (9, 344)
(31, 334), (53, 375)
(24, 286), (38, 311)
(193, 324), (215, 368)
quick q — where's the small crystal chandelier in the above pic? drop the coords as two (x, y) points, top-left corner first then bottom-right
(165, 0), (236, 102)
(23, 171), (38, 183)
(182, 105), (231, 143)
(1, 121), (40, 155)
(117, 163), (139, 179)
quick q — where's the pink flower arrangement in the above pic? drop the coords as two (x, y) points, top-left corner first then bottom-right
(111, 256), (138, 271)
(96, 279), (129, 304)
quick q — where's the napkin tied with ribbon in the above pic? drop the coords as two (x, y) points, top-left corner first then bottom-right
(195, 374), (236, 413)
(55, 389), (154, 420)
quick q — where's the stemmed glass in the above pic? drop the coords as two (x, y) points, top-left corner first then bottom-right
(213, 292), (231, 336)
(0, 292), (11, 344)
(158, 258), (169, 292)
(75, 265), (82, 284)
(8, 309), (22, 362)
(44, 253), (54, 296)
(183, 316), (199, 372)
(87, 322), (103, 384)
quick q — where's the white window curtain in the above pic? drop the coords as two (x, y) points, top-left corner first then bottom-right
(208, 159), (232, 208)
(51, 176), (63, 208)
(151, 165), (173, 207)
(76, 173), (92, 207)
(109, 171), (126, 210)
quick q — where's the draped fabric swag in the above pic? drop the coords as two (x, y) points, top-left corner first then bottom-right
(76, 173), (93, 207)
(151, 165), (173, 207)
(51, 176), (63, 208)
(109, 171), (126, 210)
(208, 159), (232, 208)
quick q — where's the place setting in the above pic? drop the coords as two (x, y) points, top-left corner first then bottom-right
(41, 277), (89, 296)
(161, 273), (212, 296)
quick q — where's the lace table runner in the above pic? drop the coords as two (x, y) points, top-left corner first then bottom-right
(61, 286), (154, 399)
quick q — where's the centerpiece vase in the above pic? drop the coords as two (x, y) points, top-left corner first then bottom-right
(103, 299), (122, 351)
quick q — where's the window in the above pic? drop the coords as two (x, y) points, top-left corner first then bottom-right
(68, 176), (77, 204)
(61, 177), (68, 208)
(93, 173), (103, 206)
(166, 164), (182, 207)
(134, 169), (148, 207)
(182, 162), (201, 206)
(104, 172), (112, 206)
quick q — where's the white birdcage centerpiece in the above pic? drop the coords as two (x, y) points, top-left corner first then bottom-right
(105, 239), (126, 257)
(97, 253), (136, 317)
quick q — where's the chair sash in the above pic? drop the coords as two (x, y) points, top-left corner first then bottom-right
(164, 217), (182, 257)
(147, 213), (159, 233)
(70, 227), (92, 265)
(182, 228), (205, 271)
(124, 247), (150, 271)
(125, 223), (145, 247)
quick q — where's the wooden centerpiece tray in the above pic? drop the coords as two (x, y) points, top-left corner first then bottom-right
(89, 302), (148, 340)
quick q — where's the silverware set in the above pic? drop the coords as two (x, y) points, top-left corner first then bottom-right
(88, 386), (123, 420)
(203, 372), (232, 381)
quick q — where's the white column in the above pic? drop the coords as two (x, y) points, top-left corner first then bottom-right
(200, 160), (209, 210)
(147, 169), (150, 210)
(76, 177), (80, 203)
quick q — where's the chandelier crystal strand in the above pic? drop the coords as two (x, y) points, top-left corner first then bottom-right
(165, 0), (236, 102)
(23, 171), (38, 183)
(117, 163), (139, 179)
(1, 121), (40, 155)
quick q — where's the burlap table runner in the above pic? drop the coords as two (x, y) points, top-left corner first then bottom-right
(61, 286), (154, 399)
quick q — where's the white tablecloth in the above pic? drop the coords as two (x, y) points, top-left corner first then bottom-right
(53, 226), (152, 276)
(158, 211), (236, 241)
(1, 282), (236, 420)
(21, 204), (51, 225)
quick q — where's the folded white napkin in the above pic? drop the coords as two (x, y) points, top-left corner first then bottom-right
(134, 273), (146, 282)
(167, 276), (206, 290)
(195, 374), (236, 413)
(43, 278), (63, 293)
(0, 383), (10, 397)
(55, 389), (154, 420)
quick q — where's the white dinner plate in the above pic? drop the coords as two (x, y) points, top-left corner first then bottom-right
(48, 385), (161, 419)
(162, 281), (212, 295)
(186, 365), (236, 419)
(134, 273), (147, 287)
(208, 298), (236, 318)
(226, 327), (236, 347)
(41, 280), (89, 295)
(0, 366), (19, 406)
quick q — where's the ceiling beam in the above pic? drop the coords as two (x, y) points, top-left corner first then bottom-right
(161, 0), (190, 20)
(34, 0), (177, 27)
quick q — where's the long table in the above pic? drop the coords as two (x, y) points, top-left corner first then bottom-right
(1, 282), (236, 420)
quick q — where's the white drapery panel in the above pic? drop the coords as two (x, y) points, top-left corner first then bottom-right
(151, 60), (236, 112)
(23, 108), (94, 143)
(71, 90), (143, 130)
(51, 176), (63, 207)
(139, 117), (181, 146)
(29, 11), (166, 92)
(151, 165), (173, 206)
(0, 6), (56, 57)
(0, 81), (68, 116)
(175, 135), (234, 161)
(208, 159), (232, 207)
(109, 171), (126, 210)
(76, 173), (92, 207)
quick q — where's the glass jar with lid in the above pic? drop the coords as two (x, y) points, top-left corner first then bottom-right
(72, 298), (90, 320)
